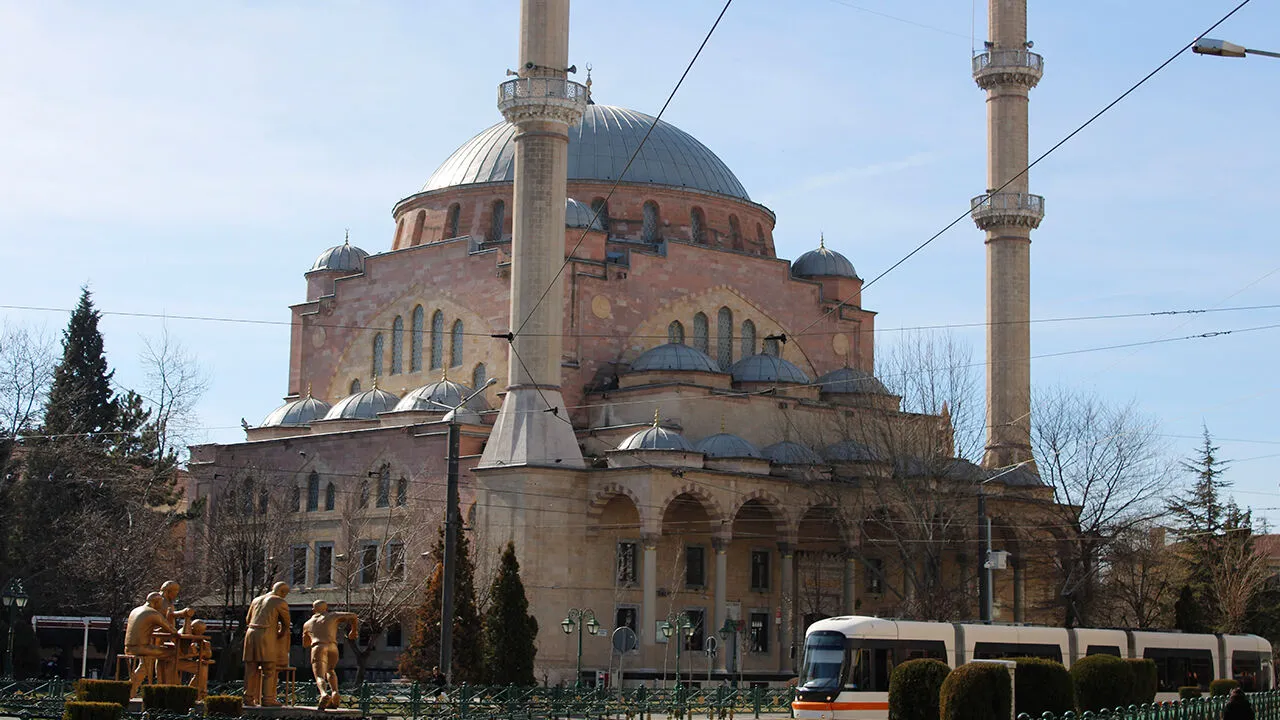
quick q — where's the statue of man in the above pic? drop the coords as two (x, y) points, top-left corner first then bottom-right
(243, 582), (291, 707)
(123, 592), (177, 697)
(301, 600), (358, 710)
(157, 581), (194, 682)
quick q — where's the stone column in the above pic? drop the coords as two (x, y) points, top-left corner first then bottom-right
(842, 552), (858, 615)
(712, 537), (728, 671)
(778, 542), (794, 673)
(642, 534), (659, 646)
(1013, 559), (1025, 623)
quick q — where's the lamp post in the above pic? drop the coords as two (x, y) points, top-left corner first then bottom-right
(718, 619), (744, 686)
(561, 608), (599, 687)
(659, 613), (696, 688)
(1193, 38), (1280, 59)
(977, 461), (1032, 623)
(2, 578), (29, 680)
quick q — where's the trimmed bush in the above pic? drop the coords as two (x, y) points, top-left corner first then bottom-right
(940, 662), (1013, 720)
(1011, 657), (1074, 717)
(1071, 654), (1135, 712)
(75, 680), (132, 706)
(140, 684), (199, 712)
(1210, 679), (1239, 697)
(205, 695), (244, 717)
(1179, 686), (1202, 700)
(889, 658), (951, 720)
(1126, 659), (1158, 706)
(64, 701), (124, 720)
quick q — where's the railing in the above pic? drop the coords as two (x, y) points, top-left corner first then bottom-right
(971, 191), (1046, 215)
(1018, 691), (1280, 720)
(497, 77), (588, 105)
(972, 49), (1045, 74)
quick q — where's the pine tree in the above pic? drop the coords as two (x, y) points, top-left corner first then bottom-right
(399, 526), (484, 683)
(1167, 427), (1235, 631)
(482, 542), (538, 685)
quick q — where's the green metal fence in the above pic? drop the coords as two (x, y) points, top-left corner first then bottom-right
(1018, 691), (1280, 720)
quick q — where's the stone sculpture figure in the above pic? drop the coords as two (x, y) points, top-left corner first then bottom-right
(243, 582), (292, 707)
(302, 600), (359, 710)
(157, 581), (194, 682)
(176, 619), (214, 700)
(123, 592), (178, 697)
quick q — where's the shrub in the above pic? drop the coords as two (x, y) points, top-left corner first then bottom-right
(205, 695), (244, 717)
(940, 662), (1013, 720)
(1210, 679), (1239, 697)
(889, 659), (951, 720)
(1011, 657), (1074, 717)
(1126, 659), (1158, 706)
(1179, 686), (1202, 700)
(75, 680), (132, 706)
(140, 684), (199, 712)
(1071, 654), (1135, 712)
(63, 701), (124, 720)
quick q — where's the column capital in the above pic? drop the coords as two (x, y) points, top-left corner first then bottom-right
(641, 533), (660, 551)
(712, 536), (731, 553)
(777, 541), (794, 558)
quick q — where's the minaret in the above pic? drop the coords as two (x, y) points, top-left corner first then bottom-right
(479, 0), (587, 468)
(972, 0), (1044, 471)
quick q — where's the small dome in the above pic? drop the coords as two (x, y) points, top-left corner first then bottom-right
(323, 385), (400, 420)
(630, 343), (721, 374)
(310, 238), (369, 273)
(394, 376), (490, 413)
(618, 423), (694, 452)
(566, 198), (604, 231)
(823, 440), (882, 463)
(730, 354), (810, 384)
(817, 367), (890, 395)
(792, 236), (857, 279)
(694, 433), (762, 459)
(261, 394), (332, 427)
(761, 441), (823, 465)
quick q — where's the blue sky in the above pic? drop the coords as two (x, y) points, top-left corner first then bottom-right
(2, 1), (1278, 521)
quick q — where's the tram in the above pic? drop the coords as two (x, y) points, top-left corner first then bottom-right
(793, 616), (1274, 720)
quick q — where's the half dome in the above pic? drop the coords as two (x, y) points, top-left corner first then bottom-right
(310, 240), (369, 273)
(424, 105), (750, 201)
(566, 198), (604, 231)
(323, 386), (400, 421)
(761, 441), (823, 465)
(730, 354), (810, 384)
(630, 343), (720, 374)
(394, 377), (490, 413)
(817, 367), (890, 395)
(618, 424), (694, 452)
(261, 394), (332, 427)
(694, 433), (761, 459)
(792, 238), (856, 279)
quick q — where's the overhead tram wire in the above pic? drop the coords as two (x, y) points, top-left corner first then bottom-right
(791, 0), (1257, 340)
(509, 0), (734, 340)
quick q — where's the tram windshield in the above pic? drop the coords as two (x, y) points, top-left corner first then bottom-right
(801, 631), (846, 691)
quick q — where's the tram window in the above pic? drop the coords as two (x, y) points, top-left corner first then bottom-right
(1232, 651), (1269, 691)
(1086, 645), (1121, 657)
(1144, 648), (1214, 691)
(973, 642), (1062, 663)
(800, 631), (845, 691)
(903, 644), (946, 661)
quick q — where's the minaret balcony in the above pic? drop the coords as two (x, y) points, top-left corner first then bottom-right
(971, 192), (1045, 230)
(497, 77), (588, 125)
(972, 50), (1044, 90)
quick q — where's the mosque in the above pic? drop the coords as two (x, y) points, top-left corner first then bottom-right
(188, 0), (1056, 686)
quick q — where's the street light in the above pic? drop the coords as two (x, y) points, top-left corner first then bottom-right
(2, 578), (29, 679)
(718, 619), (744, 686)
(659, 613), (696, 688)
(561, 608), (599, 687)
(977, 460), (1033, 623)
(1193, 38), (1280, 59)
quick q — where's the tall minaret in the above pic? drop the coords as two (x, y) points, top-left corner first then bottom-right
(972, 0), (1044, 471)
(479, 0), (587, 469)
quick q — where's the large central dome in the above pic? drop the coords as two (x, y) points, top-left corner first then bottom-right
(423, 104), (750, 201)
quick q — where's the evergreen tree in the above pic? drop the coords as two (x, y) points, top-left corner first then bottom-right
(34, 287), (117, 468)
(399, 526), (483, 683)
(1167, 428), (1238, 631)
(1173, 584), (1208, 633)
(482, 542), (538, 685)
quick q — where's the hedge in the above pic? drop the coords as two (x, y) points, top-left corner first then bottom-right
(1126, 659), (1158, 706)
(1071, 654), (1135, 712)
(1011, 657), (1074, 717)
(140, 684), (199, 712)
(940, 662), (1012, 720)
(75, 680), (132, 706)
(205, 695), (244, 717)
(1179, 686), (1202, 700)
(1211, 679), (1240, 697)
(889, 659), (951, 720)
(64, 701), (124, 720)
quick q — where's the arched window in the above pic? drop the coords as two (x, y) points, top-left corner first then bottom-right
(372, 334), (384, 377)
(591, 198), (610, 232)
(690, 207), (706, 244)
(764, 337), (781, 357)
(488, 200), (505, 242)
(729, 215), (742, 250)
(411, 305), (424, 372)
(693, 312), (709, 355)
(241, 478), (255, 516)
(397, 476), (408, 507)
(258, 487), (270, 515)
(472, 363), (487, 390)
(411, 209), (426, 246)
(430, 310), (445, 369)
(445, 203), (461, 239)
(716, 307), (734, 370)
(451, 320), (464, 367)
(642, 201), (660, 242)
(325, 482), (336, 511)
(290, 484), (300, 513)
(394, 216), (406, 245)
(668, 320), (685, 345)
(376, 465), (391, 508)
(307, 472), (320, 512)
(741, 320), (757, 357)
(756, 223), (766, 249)
(391, 316), (404, 374)
(359, 479), (371, 509)
(349, 378), (361, 394)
